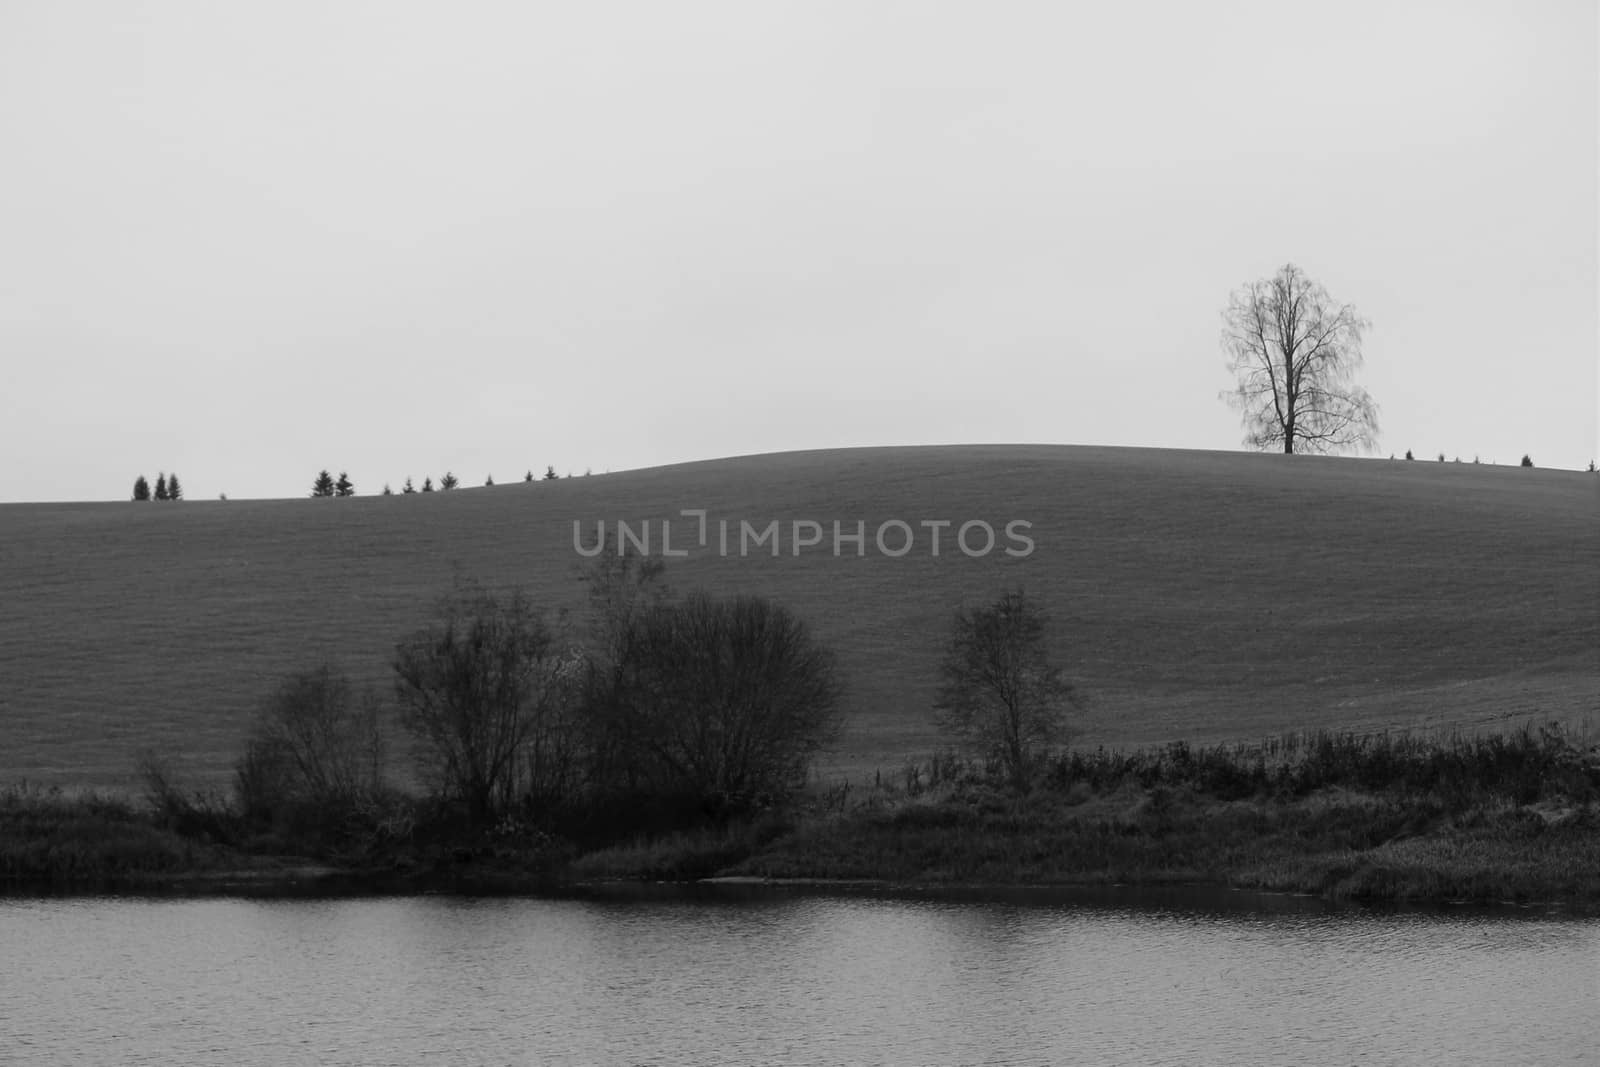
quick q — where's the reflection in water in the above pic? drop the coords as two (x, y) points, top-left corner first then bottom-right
(3, 889), (1596, 1066)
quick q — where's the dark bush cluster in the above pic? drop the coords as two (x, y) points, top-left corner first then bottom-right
(558, 554), (843, 839)
(583, 588), (843, 824)
(187, 555), (845, 861)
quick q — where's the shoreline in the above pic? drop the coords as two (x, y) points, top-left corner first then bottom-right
(8, 725), (1598, 911)
(5, 822), (1597, 916)
(5, 868), (1595, 918)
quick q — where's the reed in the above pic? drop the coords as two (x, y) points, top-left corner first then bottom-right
(0, 783), (222, 884)
(721, 721), (1600, 904)
(569, 812), (794, 881)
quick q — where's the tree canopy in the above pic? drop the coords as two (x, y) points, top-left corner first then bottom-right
(1220, 263), (1379, 454)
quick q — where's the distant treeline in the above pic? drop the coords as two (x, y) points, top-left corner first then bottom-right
(363, 465), (565, 496)
(133, 454), (1597, 503)
(130, 465), (575, 500)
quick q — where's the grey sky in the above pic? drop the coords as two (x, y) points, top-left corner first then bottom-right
(2, 0), (1595, 501)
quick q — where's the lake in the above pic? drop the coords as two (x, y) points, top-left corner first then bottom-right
(2, 884), (1595, 1066)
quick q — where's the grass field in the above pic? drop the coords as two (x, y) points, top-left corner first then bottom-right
(2, 445), (1595, 792)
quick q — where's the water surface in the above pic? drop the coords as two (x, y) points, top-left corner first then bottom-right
(3, 887), (1594, 1066)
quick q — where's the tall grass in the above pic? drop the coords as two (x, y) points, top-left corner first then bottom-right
(1040, 721), (1600, 806)
(725, 721), (1600, 904)
(569, 812), (795, 881)
(0, 783), (217, 884)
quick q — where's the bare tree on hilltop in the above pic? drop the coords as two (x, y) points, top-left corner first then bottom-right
(1220, 263), (1380, 454)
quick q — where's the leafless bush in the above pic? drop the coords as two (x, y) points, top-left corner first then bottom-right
(135, 748), (234, 838)
(392, 584), (573, 825)
(933, 588), (1076, 792)
(617, 591), (845, 815)
(236, 664), (385, 824)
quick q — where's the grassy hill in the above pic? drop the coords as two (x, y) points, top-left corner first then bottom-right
(2, 445), (1595, 791)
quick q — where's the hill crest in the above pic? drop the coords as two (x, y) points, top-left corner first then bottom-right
(2, 444), (1595, 787)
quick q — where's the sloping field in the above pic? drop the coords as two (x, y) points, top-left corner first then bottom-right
(1, 445), (1595, 790)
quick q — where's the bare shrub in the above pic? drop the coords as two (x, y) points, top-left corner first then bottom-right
(135, 749), (234, 840)
(237, 664), (384, 826)
(933, 588), (1076, 791)
(621, 592), (845, 815)
(392, 584), (572, 825)
(576, 549), (671, 799)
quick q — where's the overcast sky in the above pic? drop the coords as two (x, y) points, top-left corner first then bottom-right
(1, 0), (1595, 502)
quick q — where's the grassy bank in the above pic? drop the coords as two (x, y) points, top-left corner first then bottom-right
(578, 724), (1600, 906)
(0, 784), (242, 889)
(7, 724), (1599, 906)
(0, 782), (575, 895)
(727, 781), (1600, 904)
